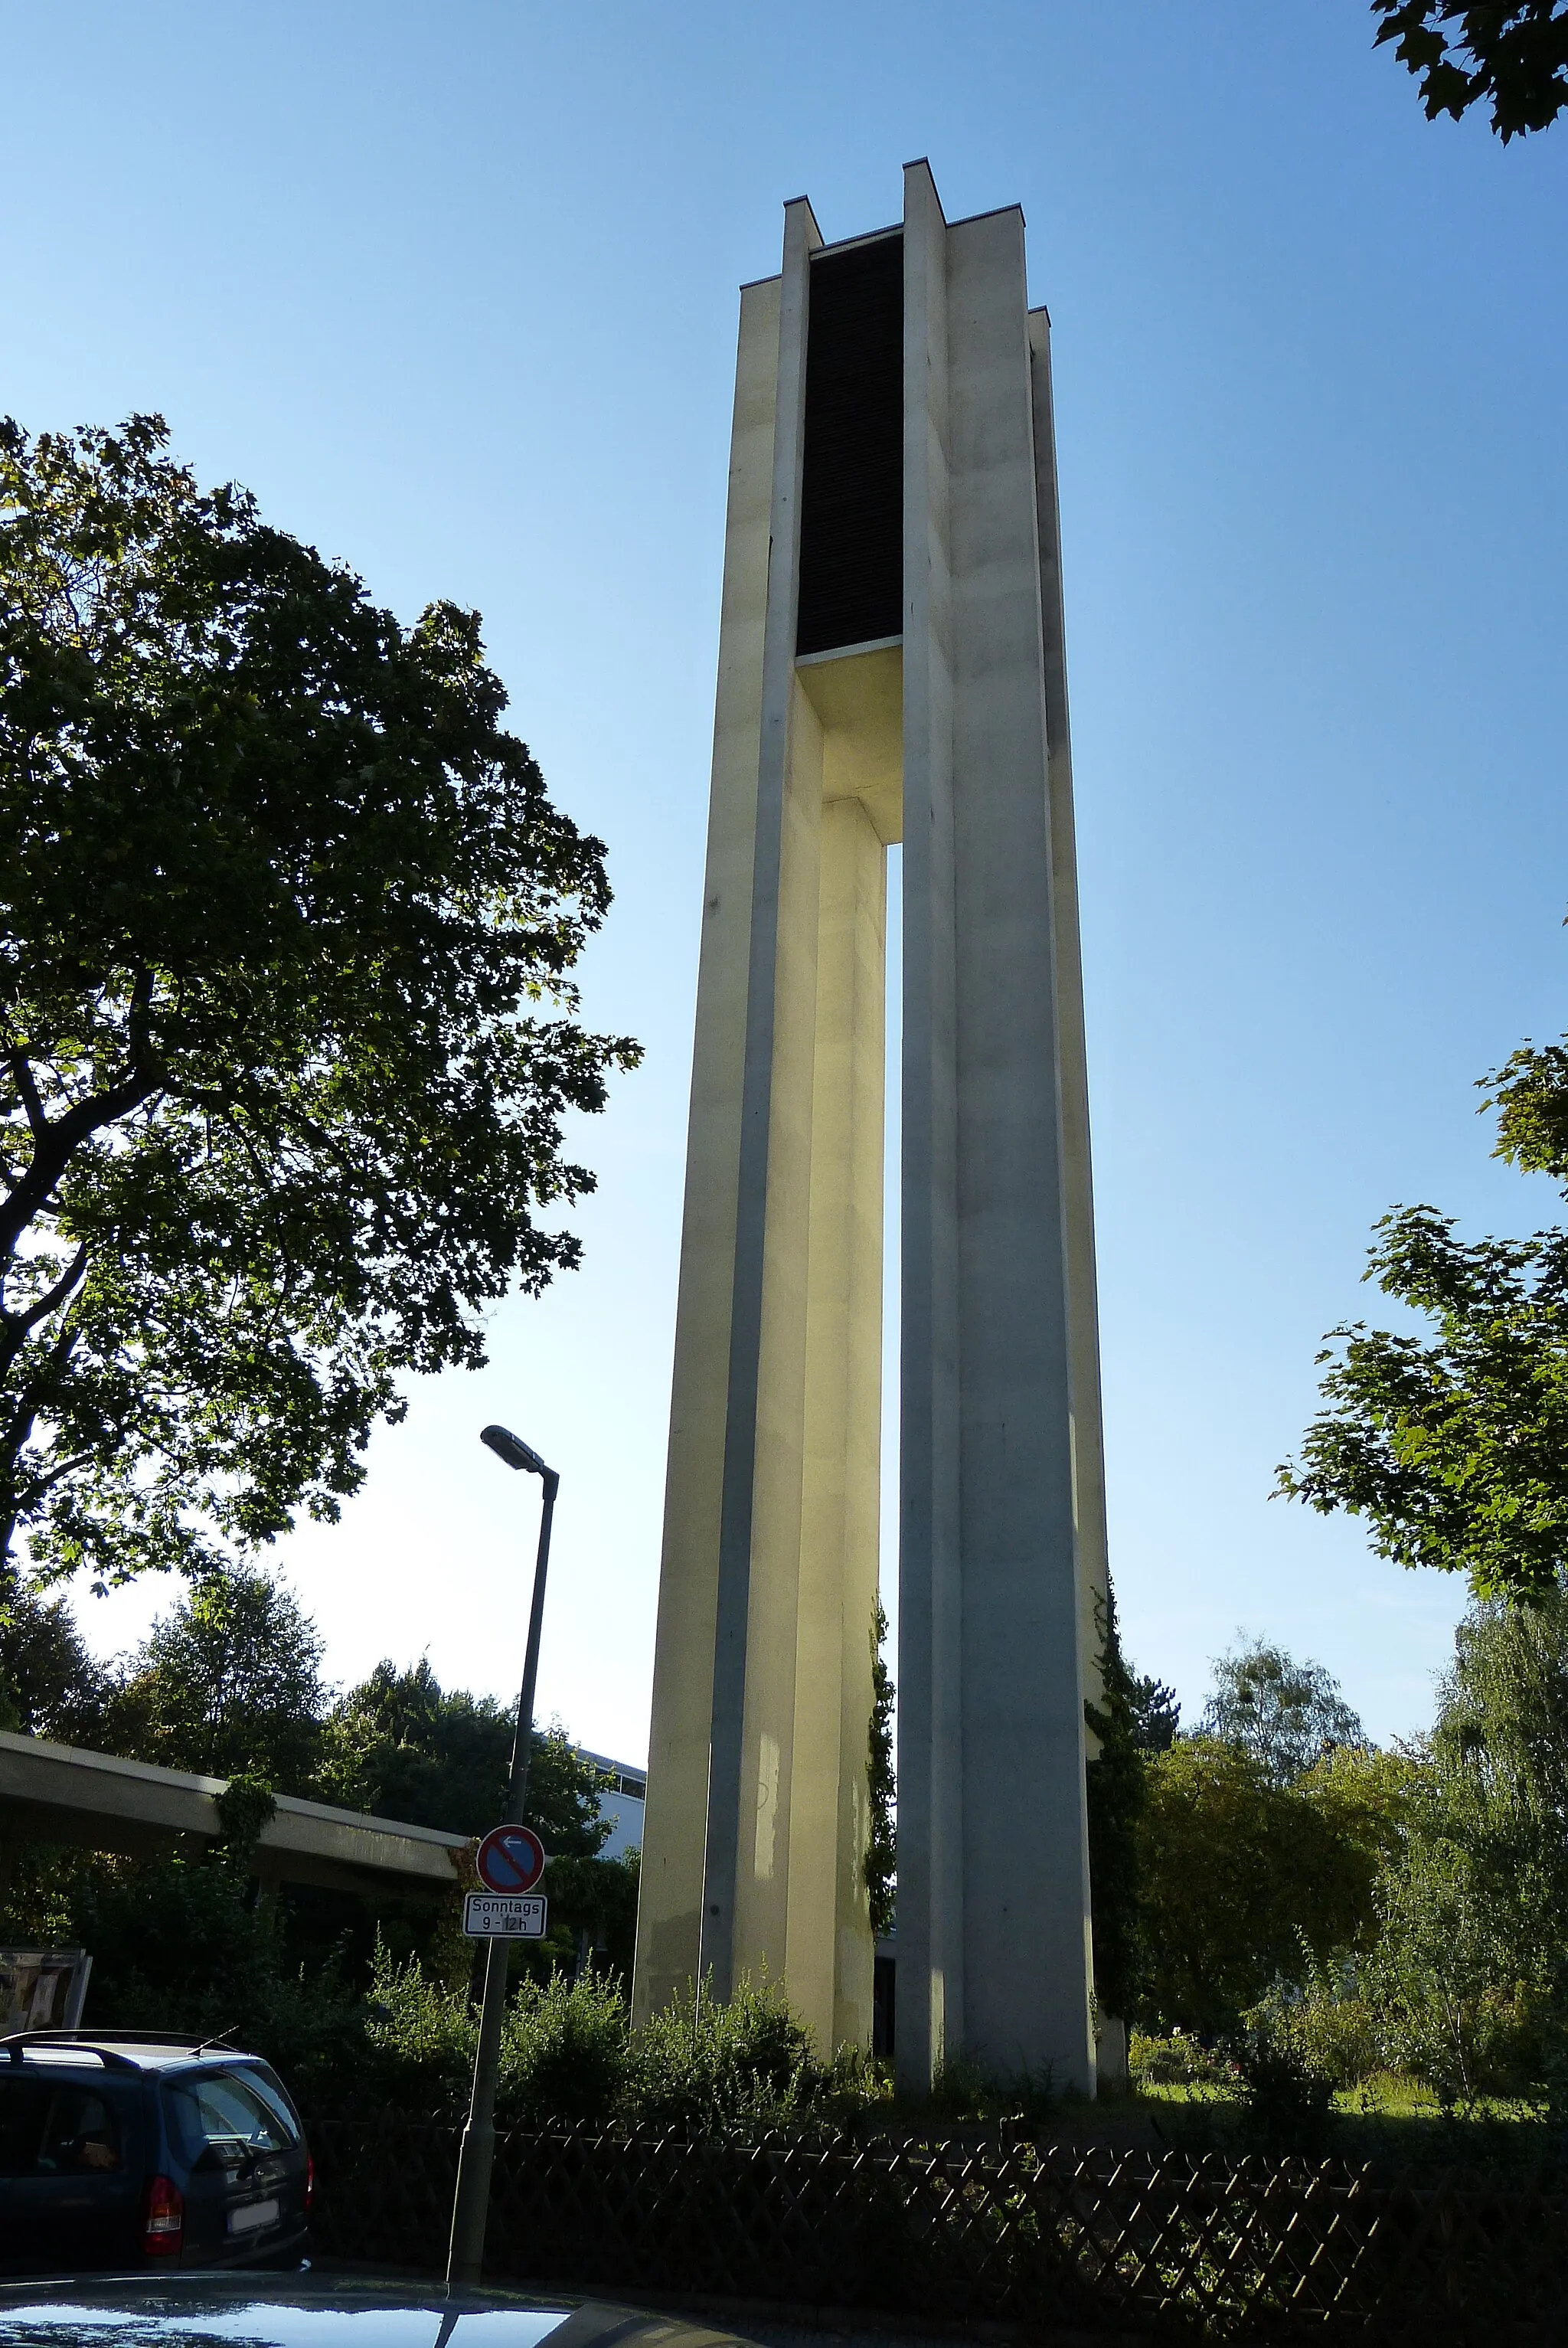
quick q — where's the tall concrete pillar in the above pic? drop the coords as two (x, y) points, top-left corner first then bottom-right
(633, 165), (1107, 2094)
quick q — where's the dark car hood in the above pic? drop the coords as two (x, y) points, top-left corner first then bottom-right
(0, 2274), (758, 2348)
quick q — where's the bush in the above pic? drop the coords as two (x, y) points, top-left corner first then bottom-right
(1242, 1942), (1387, 2092)
(1132, 2020), (1337, 2153)
(1259, 1984), (1384, 2091)
(361, 1949), (474, 2117)
(354, 1958), (837, 2136)
(630, 1977), (822, 2134)
(1233, 2025), (1335, 2154)
(55, 1846), (365, 2107)
(1129, 2030), (1237, 2091)
(498, 1971), (632, 2128)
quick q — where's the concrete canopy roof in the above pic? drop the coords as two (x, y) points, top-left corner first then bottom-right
(0, 1729), (469, 1901)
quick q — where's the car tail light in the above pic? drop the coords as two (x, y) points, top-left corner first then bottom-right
(143, 2173), (184, 2258)
(305, 2154), (315, 2213)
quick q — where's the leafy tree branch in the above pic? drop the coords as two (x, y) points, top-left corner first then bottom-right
(1373, 0), (1568, 139)
(1279, 1207), (1568, 1602)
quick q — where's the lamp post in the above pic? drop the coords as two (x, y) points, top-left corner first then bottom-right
(446, 1423), (559, 2294)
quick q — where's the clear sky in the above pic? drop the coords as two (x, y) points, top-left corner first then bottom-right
(7, 2), (1567, 1764)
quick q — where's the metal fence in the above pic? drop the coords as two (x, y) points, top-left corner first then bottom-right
(304, 2114), (1568, 2346)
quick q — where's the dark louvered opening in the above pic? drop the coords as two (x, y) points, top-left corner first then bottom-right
(795, 234), (903, 658)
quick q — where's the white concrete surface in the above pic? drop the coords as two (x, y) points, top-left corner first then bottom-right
(0, 1728), (468, 1898)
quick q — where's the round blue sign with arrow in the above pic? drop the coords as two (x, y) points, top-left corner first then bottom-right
(475, 1823), (546, 1895)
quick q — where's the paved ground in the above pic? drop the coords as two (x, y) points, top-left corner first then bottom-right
(730, 2331), (952, 2348)
(314, 2260), (1135, 2346)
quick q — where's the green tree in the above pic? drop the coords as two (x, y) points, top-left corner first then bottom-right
(501, 1722), (613, 1857)
(1, 415), (637, 1587)
(1129, 1665), (1181, 1755)
(0, 1568), (105, 1741)
(103, 1563), (326, 1790)
(1372, 1), (1568, 139)
(1084, 1581), (1158, 2020)
(1200, 1637), (1367, 1785)
(864, 1600), (896, 1939)
(1367, 1586), (1568, 2095)
(315, 1655), (610, 1851)
(1138, 1735), (1409, 2035)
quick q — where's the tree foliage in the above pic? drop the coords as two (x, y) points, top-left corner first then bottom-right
(864, 1600), (896, 1939)
(1367, 1585), (1568, 2095)
(546, 1849), (642, 1981)
(315, 1653), (611, 1853)
(0, 1554), (651, 2104)
(0, 1829), (364, 2108)
(1256, 1591), (1568, 2103)
(1129, 1665), (1181, 1755)
(0, 1565), (105, 1741)
(1372, 1), (1568, 139)
(103, 1563), (325, 1790)
(1, 414), (637, 1584)
(1137, 1737), (1412, 2036)
(1280, 1207), (1568, 1604)
(1083, 1581), (1156, 2020)
(1200, 1636), (1367, 1785)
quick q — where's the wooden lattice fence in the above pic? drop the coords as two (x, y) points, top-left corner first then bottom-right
(303, 2116), (1568, 2346)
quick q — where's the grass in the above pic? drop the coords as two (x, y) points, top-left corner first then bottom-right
(1125, 2066), (1550, 2173)
(816, 2066), (1553, 2179)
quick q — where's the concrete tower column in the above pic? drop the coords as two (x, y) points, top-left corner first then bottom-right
(1031, 302), (1113, 1807)
(896, 164), (1096, 2094)
(896, 158), (963, 2091)
(632, 200), (897, 2052)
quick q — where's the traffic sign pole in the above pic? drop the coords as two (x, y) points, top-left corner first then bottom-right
(448, 1450), (558, 2295)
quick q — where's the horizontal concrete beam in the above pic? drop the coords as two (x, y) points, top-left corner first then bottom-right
(0, 1731), (469, 1901)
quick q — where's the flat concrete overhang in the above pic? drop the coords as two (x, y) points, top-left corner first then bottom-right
(795, 635), (903, 845)
(0, 1730), (469, 1901)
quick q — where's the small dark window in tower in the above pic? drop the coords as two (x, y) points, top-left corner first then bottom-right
(795, 234), (903, 658)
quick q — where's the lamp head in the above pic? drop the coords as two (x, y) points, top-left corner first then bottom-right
(480, 1424), (550, 1476)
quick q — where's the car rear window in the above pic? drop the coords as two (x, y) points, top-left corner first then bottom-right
(163, 2066), (299, 2172)
(240, 2062), (302, 2143)
(0, 2076), (126, 2176)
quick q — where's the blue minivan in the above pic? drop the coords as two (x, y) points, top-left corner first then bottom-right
(0, 2030), (312, 2276)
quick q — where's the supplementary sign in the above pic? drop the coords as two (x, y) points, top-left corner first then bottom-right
(474, 1823), (546, 1895)
(462, 1891), (547, 1940)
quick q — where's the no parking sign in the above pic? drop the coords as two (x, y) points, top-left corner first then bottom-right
(463, 1823), (548, 1938)
(475, 1824), (546, 1893)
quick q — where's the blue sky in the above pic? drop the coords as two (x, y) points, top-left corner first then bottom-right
(8, 2), (1566, 1761)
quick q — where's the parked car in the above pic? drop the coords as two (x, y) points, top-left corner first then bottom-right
(0, 2274), (760, 2348)
(0, 2029), (311, 2277)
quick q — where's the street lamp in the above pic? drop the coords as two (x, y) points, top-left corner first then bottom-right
(446, 1424), (560, 2294)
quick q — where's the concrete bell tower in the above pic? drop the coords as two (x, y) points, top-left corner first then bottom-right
(631, 162), (1110, 2097)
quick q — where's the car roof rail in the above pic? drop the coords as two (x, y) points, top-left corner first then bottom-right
(0, 2027), (240, 2068)
(1, 2031), (142, 2070)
